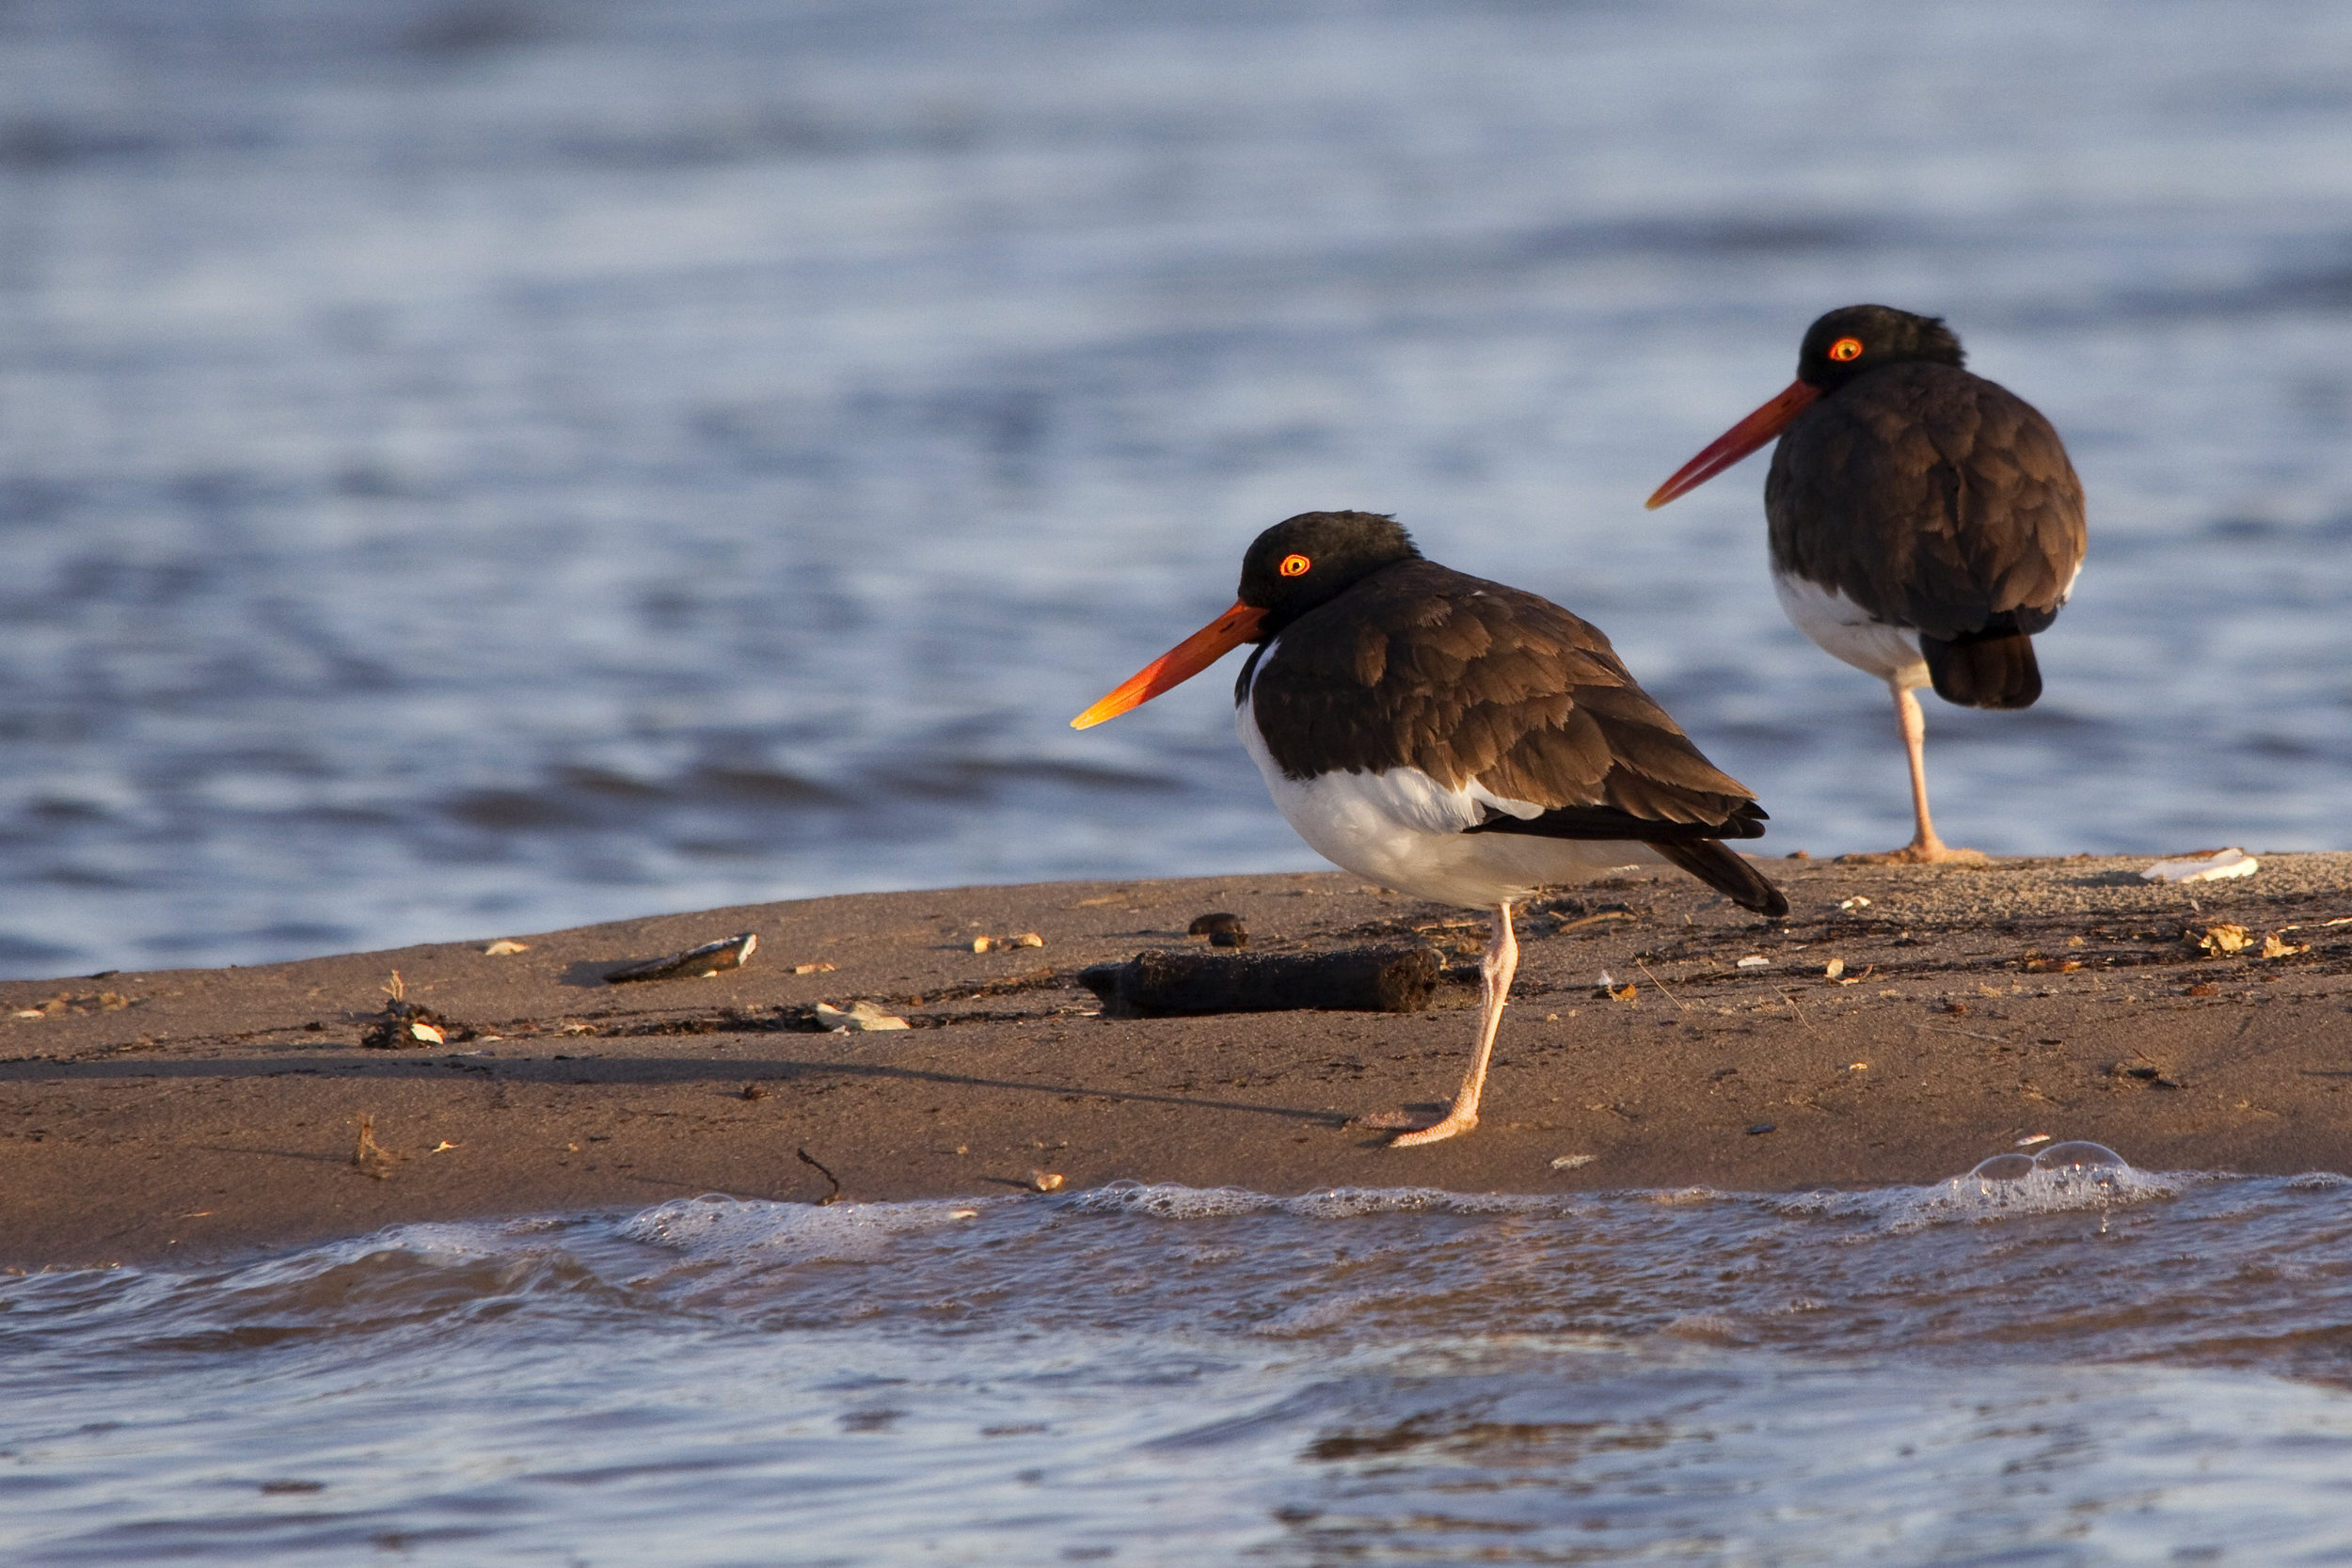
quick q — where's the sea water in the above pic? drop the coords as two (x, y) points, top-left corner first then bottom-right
(5, 1), (2352, 975)
(8, 1148), (2352, 1563)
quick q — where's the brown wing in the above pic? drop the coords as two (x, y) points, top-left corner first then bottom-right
(1246, 559), (1767, 840)
(1766, 361), (2087, 639)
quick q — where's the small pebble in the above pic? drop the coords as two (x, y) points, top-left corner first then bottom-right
(1187, 912), (1248, 948)
(1745, 1123), (1776, 1135)
(1549, 1153), (1597, 1170)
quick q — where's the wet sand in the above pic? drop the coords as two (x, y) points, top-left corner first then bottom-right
(6, 853), (2351, 1270)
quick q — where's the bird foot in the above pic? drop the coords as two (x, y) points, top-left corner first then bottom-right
(1389, 1111), (1477, 1148)
(1838, 844), (1988, 865)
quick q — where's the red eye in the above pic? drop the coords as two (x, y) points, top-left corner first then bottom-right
(1828, 337), (1864, 362)
(1279, 553), (1311, 577)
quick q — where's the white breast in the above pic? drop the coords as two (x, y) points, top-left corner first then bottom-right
(1773, 572), (1929, 689)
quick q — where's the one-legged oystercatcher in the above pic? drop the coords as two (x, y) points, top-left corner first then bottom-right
(1646, 305), (2087, 863)
(1073, 511), (1788, 1147)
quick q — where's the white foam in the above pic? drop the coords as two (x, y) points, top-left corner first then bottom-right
(1781, 1141), (2187, 1228)
(1064, 1181), (1556, 1221)
(620, 1146), (2211, 1267)
(621, 1194), (989, 1262)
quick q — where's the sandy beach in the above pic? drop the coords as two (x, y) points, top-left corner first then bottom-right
(6, 852), (2351, 1270)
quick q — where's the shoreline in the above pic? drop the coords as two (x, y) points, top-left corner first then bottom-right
(6, 853), (2352, 1270)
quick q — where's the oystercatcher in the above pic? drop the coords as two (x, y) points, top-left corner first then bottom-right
(1073, 511), (1787, 1147)
(1646, 305), (2087, 863)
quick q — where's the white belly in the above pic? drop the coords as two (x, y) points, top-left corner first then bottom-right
(1773, 572), (1928, 689)
(1236, 692), (1661, 910)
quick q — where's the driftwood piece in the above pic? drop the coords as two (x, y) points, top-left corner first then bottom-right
(605, 932), (756, 984)
(1079, 945), (1438, 1017)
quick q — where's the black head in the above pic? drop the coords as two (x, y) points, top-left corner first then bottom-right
(1236, 511), (1421, 635)
(1796, 304), (1965, 392)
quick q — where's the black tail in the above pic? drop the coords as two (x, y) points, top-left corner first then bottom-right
(1923, 626), (2042, 709)
(1656, 840), (1788, 918)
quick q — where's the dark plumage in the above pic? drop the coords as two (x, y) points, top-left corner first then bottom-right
(1245, 561), (1767, 837)
(1649, 305), (2088, 861)
(1073, 509), (1786, 1145)
(1765, 338), (2084, 709)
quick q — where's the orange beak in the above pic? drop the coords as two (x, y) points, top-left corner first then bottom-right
(1071, 600), (1267, 730)
(1645, 379), (1821, 509)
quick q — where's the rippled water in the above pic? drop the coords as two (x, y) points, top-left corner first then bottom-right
(4, 2), (2352, 974)
(8, 1150), (2352, 1563)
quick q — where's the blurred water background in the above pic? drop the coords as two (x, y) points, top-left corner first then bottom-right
(4, 0), (2351, 977)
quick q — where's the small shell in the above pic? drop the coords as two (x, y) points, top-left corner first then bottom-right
(814, 1000), (911, 1032)
(2194, 923), (2253, 957)
(2142, 848), (2259, 883)
(483, 940), (530, 956)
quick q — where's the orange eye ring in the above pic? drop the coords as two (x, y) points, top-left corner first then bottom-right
(1279, 553), (1311, 577)
(1828, 337), (1864, 362)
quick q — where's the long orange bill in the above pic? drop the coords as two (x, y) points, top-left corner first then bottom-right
(1645, 379), (1821, 509)
(1071, 600), (1267, 730)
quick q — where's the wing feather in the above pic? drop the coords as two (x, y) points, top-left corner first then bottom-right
(1248, 560), (1768, 844)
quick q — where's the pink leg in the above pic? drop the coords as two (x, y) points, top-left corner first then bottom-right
(1843, 681), (1986, 864)
(1391, 901), (1518, 1148)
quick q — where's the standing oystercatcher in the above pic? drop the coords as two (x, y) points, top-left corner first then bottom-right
(1073, 511), (1787, 1147)
(1646, 305), (2087, 863)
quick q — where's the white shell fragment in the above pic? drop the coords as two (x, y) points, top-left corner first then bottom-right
(1736, 955), (1770, 969)
(483, 939), (530, 956)
(2142, 848), (2259, 884)
(814, 1000), (911, 1032)
(972, 932), (1046, 954)
(1549, 1153), (1597, 1170)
